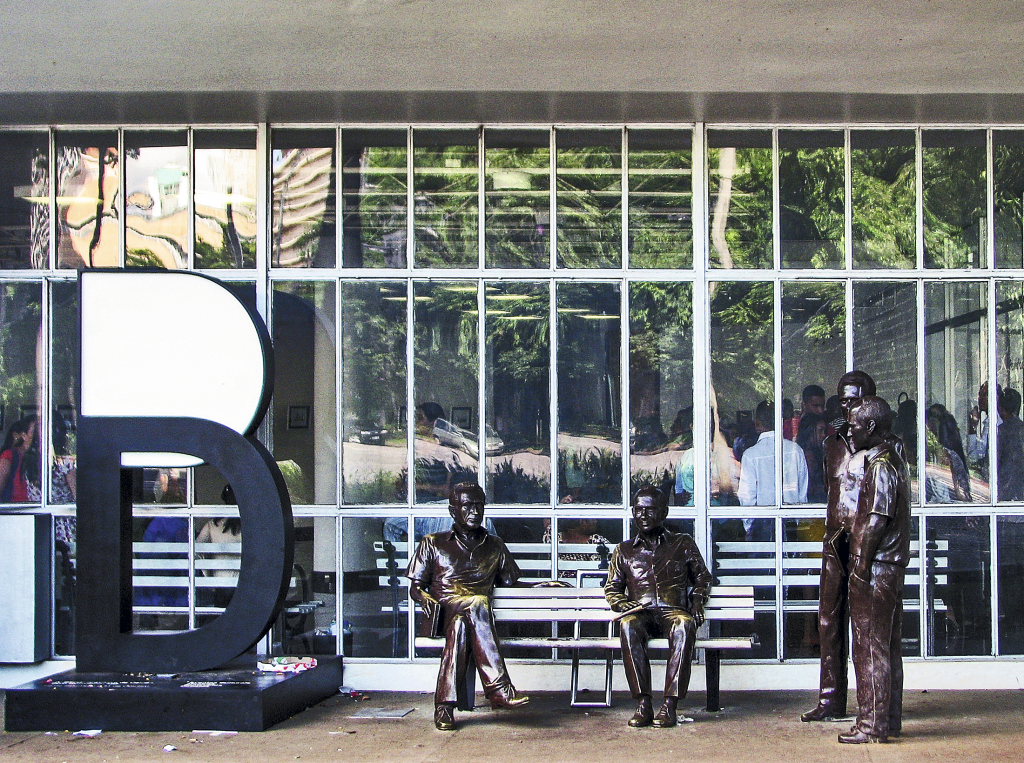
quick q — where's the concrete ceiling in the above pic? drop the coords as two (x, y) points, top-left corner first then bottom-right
(2, 1), (1023, 124)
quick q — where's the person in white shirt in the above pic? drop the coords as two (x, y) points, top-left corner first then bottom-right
(738, 400), (809, 507)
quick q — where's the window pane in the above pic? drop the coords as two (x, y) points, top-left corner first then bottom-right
(413, 129), (478, 268)
(853, 281), (920, 502)
(343, 282), (407, 505)
(125, 131), (188, 269)
(486, 281), (550, 504)
(998, 516), (1024, 653)
(51, 281), (79, 505)
(555, 516), (622, 582)
(0, 132), (48, 269)
(712, 518), (777, 659)
(414, 281), (479, 503)
(783, 282), (845, 504)
(923, 130), (986, 269)
(271, 129), (336, 268)
(927, 516), (990, 656)
(925, 281), (988, 503)
(851, 130), (916, 269)
(268, 517), (336, 655)
(132, 513), (190, 632)
(194, 131), (257, 268)
(994, 132), (1024, 268)
(782, 518), (825, 659)
(557, 282), (621, 504)
(485, 129), (549, 268)
(556, 129), (621, 268)
(996, 281), (1024, 502)
(779, 131), (844, 269)
(341, 129), (407, 268)
(629, 282), (692, 503)
(628, 129), (692, 269)
(56, 131), (119, 268)
(345, 516), (408, 657)
(194, 510), (242, 627)
(708, 130), (772, 269)
(272, 281), (336, 506)
(710, 281), (772, 506)
(0, 282), (41, 504)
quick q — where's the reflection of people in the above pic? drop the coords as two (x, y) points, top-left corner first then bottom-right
(797, 412), (828, 503)
(996, 387), (1024, 502)
(803, 371), (875, 723)
(416, 402), (446, 436)
(925, 403), (971, 503)
(605, 487), (712, 728)
(196, 485), (242, 608)
(406, 482), (532, 731)
(738, 400), (808, 507)
(839, 396), (910, 744)
(0, 417), (34, 502)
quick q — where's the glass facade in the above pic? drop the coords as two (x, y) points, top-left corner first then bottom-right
(3, 124), (1024, 667)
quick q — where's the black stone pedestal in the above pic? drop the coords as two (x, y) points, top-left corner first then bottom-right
(4, 657), (343, 732)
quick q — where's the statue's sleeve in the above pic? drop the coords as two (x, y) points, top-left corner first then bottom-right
(604, 545), (631, 611)
(861, 458), (899, 519)
(495, 540), (521, 587)
(686, 537), (713, 603)
(406, 535), (435, 587)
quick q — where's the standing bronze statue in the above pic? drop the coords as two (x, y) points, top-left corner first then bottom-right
(802, 370), (877, 724)
(605, 486), (712, 728)
(838, 396), (910, 743)
(406, 482), (547, 731)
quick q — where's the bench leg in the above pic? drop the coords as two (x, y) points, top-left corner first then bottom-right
(570, 649), (614, 708)
(705, 649), (721, 712)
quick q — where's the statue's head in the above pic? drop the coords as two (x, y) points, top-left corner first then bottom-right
(449, 482), (486, 532)
(849, 395), (892, 452)
(631, 486), (669, 534)
(837, 371), (876, 421)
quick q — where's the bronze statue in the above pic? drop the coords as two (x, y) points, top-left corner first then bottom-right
(802, 370), (876, 724)
(406, 482), (533, 731)
(837, 396), (910, 743)
(605, 486), (712, 728)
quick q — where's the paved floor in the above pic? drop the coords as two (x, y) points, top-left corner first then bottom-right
(3, 688), (1024, 762)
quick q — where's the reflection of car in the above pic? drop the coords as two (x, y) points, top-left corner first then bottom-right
(432, 419), (504, 458)
(345, 421), (388, 446)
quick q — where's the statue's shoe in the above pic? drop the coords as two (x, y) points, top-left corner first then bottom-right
(838, 728), (887, 744)
(801, 703), (842, 722)
(434, 704), (456, 731)
(488, 685), (529, 709)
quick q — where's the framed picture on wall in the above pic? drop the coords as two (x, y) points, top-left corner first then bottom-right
(287, 405), (311, 430)
(452, 406), (472, 430)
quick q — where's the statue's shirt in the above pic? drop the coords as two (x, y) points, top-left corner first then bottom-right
(850, 443), (912, 567)
(605, 529), (712, 612)
(406, 527), (521, 601)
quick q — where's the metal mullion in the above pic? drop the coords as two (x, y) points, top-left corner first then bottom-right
(407, 127), (415, 269)
(256, 123), (270, 317)
(48, 130), (56, 270)
(40, 278), (52, 506)
(772, 128), (780, 270)
(773, 279), (783, 506)
(916, 279), (930, 654)
(187, 129), (195, 270)
(549, 126), (557, 270)
(621, 127), (629, 270)
(916, 128), (924, 270)
(117, 129), (126, 267)
(478, 127), (485, 270)
(477, 278), (486, 495)
(406, 278), (416, 506)
(775, 514), (784, 661)
(920, 513), (930, 657)
(335, 126), (343, 269)
(620, 277), (629, 511)
(988, 276), (999, 654)
(691, 123), (710, 557)
(187, 514), (196, 630)
(991, 506), (1000, 656)
(845, 279), (854, 371)
(549, 279), (558, 508)
(844, 128), (853, 271)
(987, 129), (995, 270)
(336, 278), (344, 508)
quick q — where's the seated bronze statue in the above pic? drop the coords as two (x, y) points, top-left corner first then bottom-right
(605, 486), (712, 728)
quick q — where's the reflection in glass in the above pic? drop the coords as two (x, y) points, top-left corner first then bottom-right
(414, 281), (479, 503)
(923, 130), (986, 269)
(998, 516), (1024, 653)
(927, 516), (990, 656)
(629, 282), (692, 503)
(708, 130), (772, 269)
(996, 281), (1024, 502)
(485, 130), (549, 268)
(413, 129), (478, 268)
(783, 282), (845, 504)
(554, 517), (622, 581)
(994, 132), (1024, 268)
(194, 512), (242, 623)
(712, 518), (777, 659)
(782, 518), (826, 659)
(341, 129), (407, 268)
(271, 517), (336, 655)
(0, 132), (48, 269)
(124, 131), (188, 269)
(709, 281), (772, 506)
(271, 129), (336, 268)
(132, 513), (190, 632)
(628, 129), (692, 269)
(342, 282), (406, 505)
(557, 282), (621, 504)
(343, 516), (408, 657)
(53, 511), (77, 654)
(0, 282), (41, 504)
(779, 131), (844, 269)
(194, 131), (257, 268)
(486, 282), (550, 504)
(56, 131), (119, 268)
(853, 282), (920, 501)
(272, 282), (336, 506)
(556, 129), (621, 268)
(925, 282), (988, 503)
(851, 130), (916, 269)
(51, 282), (78, 505)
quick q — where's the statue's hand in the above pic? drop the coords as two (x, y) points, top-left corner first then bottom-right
(611, 599), (643, 613)
(533, 580), (572, 588)
(690, 602), (706, 626)
(419, 593), (440, 623)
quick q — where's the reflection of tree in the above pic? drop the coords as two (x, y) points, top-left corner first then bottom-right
(342, 145), (408, 268)
(629, 147), (692, 268)
(923, 146), (986, 268)
(994, 143), (1024, 268)
(779, 146), (844, 268)
(852, 146), (916, 268)
(556, 144), (621, 268)
(343, 283), (406, 427)
(0, 284), (41, 416)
